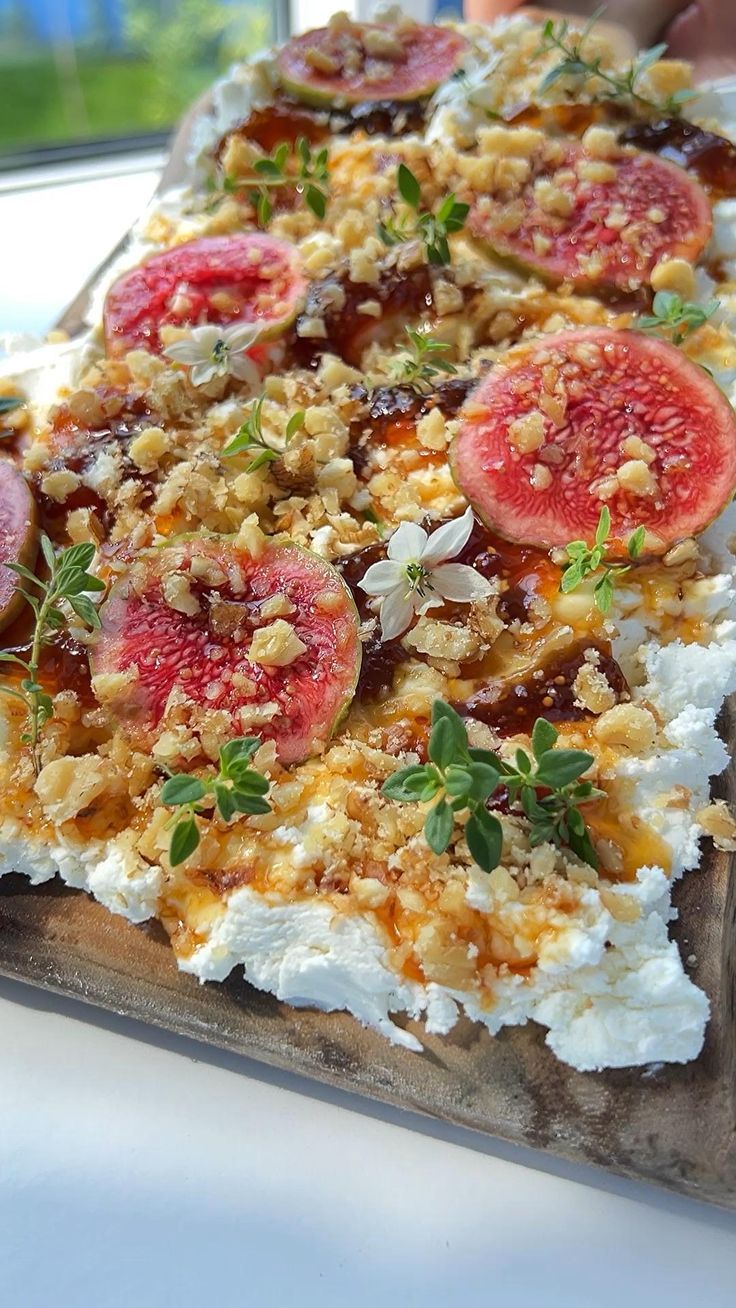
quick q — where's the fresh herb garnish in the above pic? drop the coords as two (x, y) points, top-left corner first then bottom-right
(560, 506), (645, 613)
(378, 163), (469, 267)
(382, 700), (602, 873)
(221, 396), (305, 471)
(391, 327), (457, 389)
(0, 537), (104, 772)
(161, 736), (273, 867)
(636, 291), (720, 346)
(221, 137), (330, 226)
(533, 8), (697, 115)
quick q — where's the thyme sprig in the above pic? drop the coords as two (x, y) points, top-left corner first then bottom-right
(382, 701), (602, 873)
(560, 506), (645, 613)
(221, 395), (305, 471)
(0, 538), (104, 772)
(636, 291), (720, 346)
(533, 8), (697, 115)
(378, 164), (469, 267)
(161, 737), (273, 866)
(391, 328), (457, 390)
(219, 137), (330, 226)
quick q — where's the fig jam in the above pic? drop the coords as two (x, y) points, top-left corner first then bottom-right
(292, 263), (434, 368)
(619, 117), (736, 199)
(348, 377), (477, 475)
(460, 640), (628, 735)
(37, 389), (157, 537)
(454, 517), (560, 626)
(219, 94), (428, 159)
(5, 631), (94, 705)
(337, 514), (561, 701)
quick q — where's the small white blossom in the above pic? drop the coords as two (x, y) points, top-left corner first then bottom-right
(162, 321), (262, 388)
(359, 506), (493, 641)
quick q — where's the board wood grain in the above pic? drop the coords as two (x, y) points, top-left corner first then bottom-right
(2, 56), (735, 1209)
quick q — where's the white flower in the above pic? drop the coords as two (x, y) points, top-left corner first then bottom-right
(162, 321), (262, 388)
(359, 507), (493, 641)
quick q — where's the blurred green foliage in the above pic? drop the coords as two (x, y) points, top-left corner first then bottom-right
(0, 0), (271, 153)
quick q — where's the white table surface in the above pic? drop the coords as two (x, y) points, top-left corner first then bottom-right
(1, 165), (735, 1307)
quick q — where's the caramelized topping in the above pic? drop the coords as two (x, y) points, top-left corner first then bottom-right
(619, 117), (736, 199)
(348, 377), (477, 474)
(460, 640), (628, 735)
(219, 94), (427, 164)
(292, 262), (434, 367)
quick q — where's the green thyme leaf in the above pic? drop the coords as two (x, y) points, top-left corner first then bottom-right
(161, 775), (207, 806)
(397, 162), (421, 209)
(169, 817), (200, 867)
(637, 292), (719, 346)
(0, 534), (104, 772)
(560, 507), (645, 614)
(627, 525), (646, 560)
(535, 749), (594, 789)
(159, 735), (273, 865)
(532, 7), (688, 116)
(378, 172), (468, 267)
(531, 717), (558, 759)
(465, 806), (503, 873)
(381, 701), (603, 875)
(425, 796), (454, 854)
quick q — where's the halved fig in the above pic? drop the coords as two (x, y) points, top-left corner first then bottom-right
(276, 21), (467, 107)
(469, 139), (711, 294)
(0, 460), (38, 633)
(451, 328), (736, 554)
(90, 535), (361, 765)
(103, 234), (306, 356)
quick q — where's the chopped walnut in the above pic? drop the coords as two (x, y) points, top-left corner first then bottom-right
(401, 617), (481, 663)
(34, 754), (125, 822)
(507, 411), (545, 454)
(573, 661), (616, 715)
(616, 459), (658, 498)
(593, 703), (657, 753)
(248, 619), (307, 667)
(695, 800), (736, 851)
(162, 571), (200, 617)
(650, 256), (697, 300)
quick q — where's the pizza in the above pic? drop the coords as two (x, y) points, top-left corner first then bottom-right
(3, 7), (736, 1071)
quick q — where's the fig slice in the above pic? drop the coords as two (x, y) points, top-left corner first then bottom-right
(469, 139), (712, 294)
(276, 21), (467, 107)
(451, 328), (736, 555)
(0, 460), (38, 634)
(90, 535), (361, 765)
(103, 234), (306, 357)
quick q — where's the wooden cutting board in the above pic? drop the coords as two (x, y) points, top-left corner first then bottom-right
(2, 41), (735, 1209)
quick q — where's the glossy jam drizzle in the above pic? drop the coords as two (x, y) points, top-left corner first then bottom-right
(292, 264), (435, 368)
(460, 639), (628, 735)
(619, 116), (736, 199)
(220, 93), (428, 159)
(38, 389), (156, 538)
(348, 378), (477, 475)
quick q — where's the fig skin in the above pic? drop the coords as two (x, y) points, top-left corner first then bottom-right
(0, 461), (38, 635)
(89, 534), (362, 766)
(103, 234), (307, 358)
(276, 22), (468, 108)
(450, 328), (736, 556)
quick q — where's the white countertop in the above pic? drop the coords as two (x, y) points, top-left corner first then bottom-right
(1, 163), (735, 1306)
